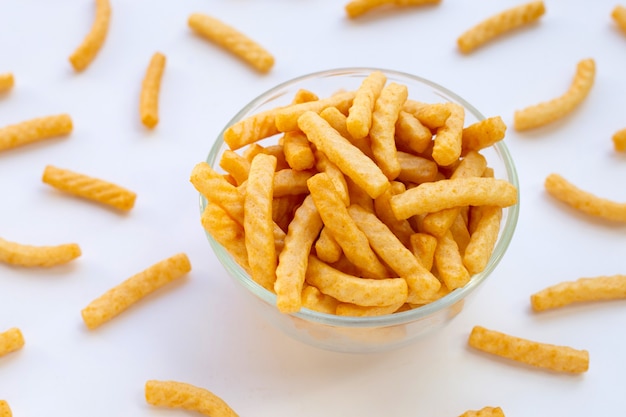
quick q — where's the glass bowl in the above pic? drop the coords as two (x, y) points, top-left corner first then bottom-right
(200, 67), (519, 354)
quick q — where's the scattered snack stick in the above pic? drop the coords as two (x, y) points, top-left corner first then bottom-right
(458, 406), (505, 417)
(612, 127), (626, 152)
(612, 5), (626, 35)
(145, 380), (238, 417)
(81, 253), (191, 329)
(42, 165), (137, 211)
(544, 173), (626, 222)
(531, 275), (626, 312)
(68, 0), (111, 71)
(468, 325), (589, 373)
(0, 328), (24, 358)
(0, 73), (14, 93)
(457, 1), (545, 54)
(188, 13), (274, 73)
(140, 52), (166, 129)
(345, 0), (441, 19)
(514, 58), (595, 131)
(0, 400), (11, 417)
(0, 237), (81, 267)
(0, 114), (73, 153)
(347, 70), (386, 139)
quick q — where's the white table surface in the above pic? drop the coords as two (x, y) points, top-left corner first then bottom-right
(1, 1), (625, 416)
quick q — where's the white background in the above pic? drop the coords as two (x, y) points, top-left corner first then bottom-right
(1, 0), (626, 416)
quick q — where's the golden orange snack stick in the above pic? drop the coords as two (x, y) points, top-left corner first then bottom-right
(275, 91), (355, 133)
(432, 102), (465, 167)
(544, 173), (626, 222)
(0, 400), (11, 417)
(188, 13), (274, 73)
(81, 253), (191, 329)
(191, 162), (245, 224)
(435, 230), (470, 290)
(468, 325), (589, 373)
(219, 150), (250, 185)
(201, 203), (249, 273)
(42, 165), (136, 211)
(223, 108), (281, 150)
(301, 284), (339, 314)
(0, 328), (24, 358)
(346, 70), (387, 139)
(612, 127), (626, 152)
(140, 52), (166, 129)
(69, 0), (111, 71)
(457, 1), (546, 54)
(463, 205), (502, 275)
(146, 380), (239, 417)
(390, 177), (517, 220)
(458, 406), (505, 417)
(0, 73), (14, 93)
(531, 275), (626, 312)
(514, 58), (595, 131)
(0, 114), (73, 153)
(314, 226), (342, 263)
(461, 116), (507, 154)
(612, 5), (626, 34)
(345, 0), (441, 19)
(0, 237), (81, 267)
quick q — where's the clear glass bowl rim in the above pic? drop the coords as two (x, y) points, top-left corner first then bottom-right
(201, 67), (520, 329)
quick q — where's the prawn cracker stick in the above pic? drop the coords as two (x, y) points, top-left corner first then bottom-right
(188, 13), (274, 73)
(612, 5), (626, 35)
(346, 70), (386, 139)
(369, 82), (407, 179)
(274, 196), (323, 313)
(0, 73), (14, 93)
(335, 300), (405, 317)
(514, 58), (595, 131)
(462, 116), (507, 154)
(307, 173), (389, 279)
(275, 91), (355, 132)
(272, 169), (313, 197)
(463, 205), (502, 275)
(345, 0), (441, 19)
(0, 400), (11, 417)
(390, 177), (517, 220)
(531, 275), (626, 312)
(146, 380), (239, 417)
(458, 406), (505, 417)
(612, 128), (626, 152)
(0, 237), (81, 267)
(435, 230), (470, 290)
(306, 255), (408, 307)
(315, 227), (342, 263)
(244, 153), (278, 291)
(140, 52), (166, 129)
(468, 325), (589, 373)
(201, 203), (249, 273)
(69, 0), (111, 71)
(403, 100), (451, 130)
(219, 150), (250, 185)
(457, 1), (546, 54)
(223, 108), (281, 150)
(409, 233), (437, 271)
(298, 111), (389, 199)
(191, 162), (244, 223)
(42, 165), (136, 211)
(395, 110), (432, 154)
(282, 131), (315, 171)
(81, 253), (191, 329)
(0, 327), (24, 357)
(348, 204), (440, 299)
(432, 102), (464, 166)
(0, 114), (73, 152)
(301, 284), (339, 314)
(545, 173), (626, 222)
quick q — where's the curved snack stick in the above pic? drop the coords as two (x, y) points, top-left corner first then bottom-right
(390, 177), (517, 220)
(434, 230), (470, 290)
(432, 102), (464, 167)
(0, 327), (24, 357)
(0, 73), (14, 93)
(69, 0), (111, 71)
(0, 114), (73, 153)
(42, 165), (136, 211)
(544, 173), (626, 222)
(612, 128), (626, 152)
(188, 13), (274, 73)
(463, 205), (502, 275)
(458, 406), (505, 417)
(346, 70), (386, 139)
(461, 116), (507, 154)
(223, 108), (281, 150)
(275, 91), (355, 133)
(0, 237), (81, 267)
(468, 325), (589, 373)
(457, 1), (546, 54)
(345, 0), (441, 19)
(201, 203), (249, 274)
(145, 380), (238, 417)
(514, 58), (595, 131)
(140, 52), (166, 129)
(531, 275), (626, 312)
(612, 5), (626, 35)
(0, 400), (12, 417)
(81, 253), (191, 329)
(306, 255), (408, 307)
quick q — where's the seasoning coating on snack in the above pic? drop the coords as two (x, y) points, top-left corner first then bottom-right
(69, 0), (111, 71)
(531, 275), (626, 311)
(0, 114), (73, 153)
